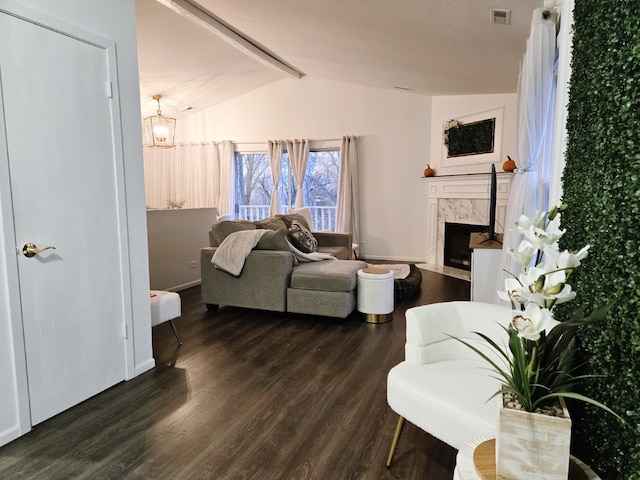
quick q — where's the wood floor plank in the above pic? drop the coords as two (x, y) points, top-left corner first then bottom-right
(0, 268), (469, 479)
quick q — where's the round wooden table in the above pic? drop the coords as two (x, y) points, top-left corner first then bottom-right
(454, 438), (601, 480)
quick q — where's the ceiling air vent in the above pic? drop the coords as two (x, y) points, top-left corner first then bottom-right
(490, 9), (511, 25)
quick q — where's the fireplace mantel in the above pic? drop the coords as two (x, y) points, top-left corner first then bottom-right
(424, 173), (513, 266)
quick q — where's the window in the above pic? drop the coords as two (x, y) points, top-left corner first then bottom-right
(234, 152), (272, 221)
(234, 148), (340, 230)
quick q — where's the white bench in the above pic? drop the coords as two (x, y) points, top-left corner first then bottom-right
(150, 290), (183, 346)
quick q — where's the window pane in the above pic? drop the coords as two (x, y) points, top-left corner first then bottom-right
(304, 150), (340, 231)
(234, 149), (340, 229)
(235, 152), (271, 220)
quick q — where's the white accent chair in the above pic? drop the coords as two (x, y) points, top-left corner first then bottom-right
(386, 301), (512, 467)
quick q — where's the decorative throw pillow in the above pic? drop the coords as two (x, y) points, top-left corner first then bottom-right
(277, 213), (311, 232)
(254, 216), (288, 233)
(211, 220), (256, 246)
(288, 219), (318, 253)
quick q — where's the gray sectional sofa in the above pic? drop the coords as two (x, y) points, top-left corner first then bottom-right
(200, 214), (368, 318)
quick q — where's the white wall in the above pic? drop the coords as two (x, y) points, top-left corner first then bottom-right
(175, 79), (518, 261)
(147, 208), (217, 291)
(0, 0), (152, 445)
(430, 94), (518, 176)
(177, 76), (432, 261)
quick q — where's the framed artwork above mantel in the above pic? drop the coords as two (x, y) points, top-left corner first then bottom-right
(445, 118), (495, 157)
(440, 106), (504, 169)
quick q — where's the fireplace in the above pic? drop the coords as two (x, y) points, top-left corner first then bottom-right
(424, 174), (512, 267)
(443, 222), (488, 271)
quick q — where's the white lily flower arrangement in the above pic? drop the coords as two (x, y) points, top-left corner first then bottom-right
(454, 204), (622, 419)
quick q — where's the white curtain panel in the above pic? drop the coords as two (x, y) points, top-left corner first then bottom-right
(143, 142), (226, 210)
(216, 140), (234, 217)
(335, 135), (360, 244)
(268, 140), (283, 216)
(286, 139), (310, 208)
(495, 8), (558, 300)
(206, 142), (220, 212)
(143, 146), (172, 208)
(174, 143), (219, 209)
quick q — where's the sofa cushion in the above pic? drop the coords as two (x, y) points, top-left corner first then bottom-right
(254, 216), (288, 233)
(288, 219), (318, 253)
(211, 220), (256, 246)
(291, 260), (367, 292)
(286, 288), (357, 318)
(254, 228), (290, 251)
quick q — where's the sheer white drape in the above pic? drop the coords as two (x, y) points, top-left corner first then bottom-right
(496, 8), (558, 300)
(335, 135), (360, 244)
(268, 140), (283, 216)
(143, 146), (173, 208)
(215, 140), (234, 217)
(143, 141), (233, 212)
(286, 139), (310, 208)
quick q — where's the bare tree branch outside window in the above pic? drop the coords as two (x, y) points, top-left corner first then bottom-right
(235, 149), (340, 229)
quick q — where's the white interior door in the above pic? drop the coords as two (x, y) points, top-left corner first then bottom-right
(0, 12), (128, 425)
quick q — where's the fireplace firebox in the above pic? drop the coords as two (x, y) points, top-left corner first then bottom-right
(444, 222), (489, 271)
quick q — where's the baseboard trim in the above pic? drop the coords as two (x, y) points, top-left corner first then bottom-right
(415, 263), (471, 281)
(360, 255), (426, 263)
(133, 358), (156, 378)
(160, 279), (202, 292)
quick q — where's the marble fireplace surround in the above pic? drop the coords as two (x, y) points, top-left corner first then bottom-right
(424, 173), (513, 267)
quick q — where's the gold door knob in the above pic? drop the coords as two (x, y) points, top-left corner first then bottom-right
(22, 243), (56, 258)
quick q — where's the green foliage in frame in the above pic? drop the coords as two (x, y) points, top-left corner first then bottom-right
(445, 118), (495, 157)
(553, 0), (640, 477)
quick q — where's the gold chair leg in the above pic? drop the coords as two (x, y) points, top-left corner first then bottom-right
(386, 415), (405, 468)
(169, 319), (183, 346)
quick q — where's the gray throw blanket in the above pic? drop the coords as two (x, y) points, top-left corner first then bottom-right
(212, 230), (268, 276)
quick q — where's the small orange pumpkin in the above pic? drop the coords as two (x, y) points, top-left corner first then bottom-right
(423, 165), (435, 177)
(503, 156), (516, 172)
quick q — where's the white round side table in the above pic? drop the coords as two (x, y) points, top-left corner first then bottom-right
(356, 267), (394, 323)
(454, 437), (601, 480)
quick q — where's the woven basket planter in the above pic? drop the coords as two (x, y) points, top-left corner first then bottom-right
(496, 397), (572, 480)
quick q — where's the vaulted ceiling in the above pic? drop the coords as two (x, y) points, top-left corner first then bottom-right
(136, 0), (545, 118)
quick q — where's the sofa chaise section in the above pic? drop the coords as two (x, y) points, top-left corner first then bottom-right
(201, 247), (294, 312)
(287, 259), (367, 318)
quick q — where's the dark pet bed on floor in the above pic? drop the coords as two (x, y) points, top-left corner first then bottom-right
(395, 264), (422, 300)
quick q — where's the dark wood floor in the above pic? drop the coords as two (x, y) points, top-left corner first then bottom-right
(0, 268), (470, 480)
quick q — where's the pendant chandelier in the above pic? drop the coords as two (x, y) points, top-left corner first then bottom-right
(143, 95), (176, 148)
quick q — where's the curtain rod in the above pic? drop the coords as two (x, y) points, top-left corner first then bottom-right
(167, 137), (358, 146)
(232, 137), (354, 145)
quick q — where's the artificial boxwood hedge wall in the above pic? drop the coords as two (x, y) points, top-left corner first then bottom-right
(557, 0), (640, 477)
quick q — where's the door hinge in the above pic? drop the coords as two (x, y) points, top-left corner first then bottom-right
(122, 322), (128, 339)
(106, 81), (113, 98)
